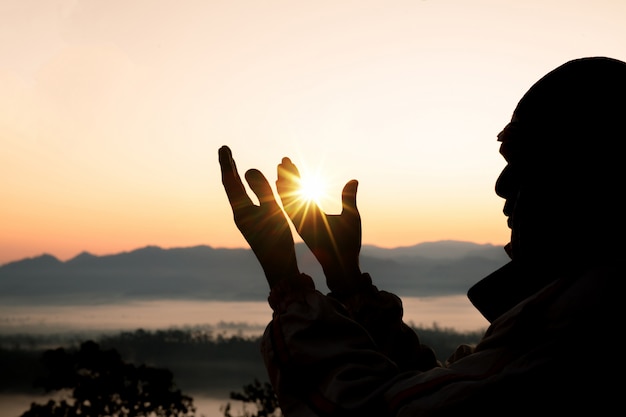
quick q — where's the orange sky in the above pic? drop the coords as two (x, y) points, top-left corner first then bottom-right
(2, 0), (626, 265)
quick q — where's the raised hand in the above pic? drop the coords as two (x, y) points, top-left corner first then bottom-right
(276, 157), (364, 296)
(219, 146), (300, 288)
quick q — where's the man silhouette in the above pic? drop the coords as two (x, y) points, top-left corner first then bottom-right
(219, 56), (625, 416)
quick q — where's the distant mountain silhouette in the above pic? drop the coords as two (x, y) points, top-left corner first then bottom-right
(0, 241), (509, 305)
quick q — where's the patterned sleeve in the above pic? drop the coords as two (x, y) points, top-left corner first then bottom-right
(260, 273), (439, 416)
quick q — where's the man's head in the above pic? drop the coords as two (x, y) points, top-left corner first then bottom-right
(495, 57), (626, 266)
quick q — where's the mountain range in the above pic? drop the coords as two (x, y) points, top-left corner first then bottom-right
(0, 240), (510, 305)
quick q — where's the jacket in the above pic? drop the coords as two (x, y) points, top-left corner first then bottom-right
(261, 262), (620, 416)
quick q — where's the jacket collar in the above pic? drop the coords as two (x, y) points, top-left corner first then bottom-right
(467, 261), (556, 323)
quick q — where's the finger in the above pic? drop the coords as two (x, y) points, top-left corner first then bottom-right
(219, 146), (254, 210)
(245, 169), (280, 207)
(341, 180), (359, 215)
(276, 157), (304, 213)
(276, 157), (302, 195)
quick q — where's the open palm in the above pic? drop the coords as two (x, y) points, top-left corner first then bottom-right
(276, 157), (363, 295)
(219, 146), (299, 289)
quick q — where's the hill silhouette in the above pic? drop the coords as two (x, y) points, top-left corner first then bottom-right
(0, 240), (509, 305)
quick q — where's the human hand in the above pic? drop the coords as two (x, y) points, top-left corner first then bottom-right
(219, 146), (300, 288)
(276, 157), (363, 295)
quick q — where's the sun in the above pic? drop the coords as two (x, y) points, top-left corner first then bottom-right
(297, 174), (327, 204)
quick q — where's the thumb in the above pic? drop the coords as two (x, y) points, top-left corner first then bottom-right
(341, 180), (359, 214)
(245, 169), (276, 206)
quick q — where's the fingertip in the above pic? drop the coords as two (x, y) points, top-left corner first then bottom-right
(244, 168), (261, 182)
(277, 157), (300, 182)
(245, 169), (272, 190)
(342, 180), (359, 208)
(344, 179), (359, 194)
(246, 169), (277, 205)
(218, 145), (233, 164)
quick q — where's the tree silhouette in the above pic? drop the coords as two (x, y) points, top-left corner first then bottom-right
(20, 340), (196, 417)
(221, 379), (281, 417)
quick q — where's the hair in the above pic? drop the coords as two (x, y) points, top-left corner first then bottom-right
(513, 56), (626, 165)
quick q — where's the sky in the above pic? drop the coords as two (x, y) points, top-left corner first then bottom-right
(2, 0), (625, 266)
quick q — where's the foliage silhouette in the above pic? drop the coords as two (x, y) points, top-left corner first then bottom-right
(1, 325), (483, 400)
(20, 340), (196, 417)
(221, 379), (281, 417)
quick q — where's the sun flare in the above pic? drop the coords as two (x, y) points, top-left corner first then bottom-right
(297, 174), (327, 204)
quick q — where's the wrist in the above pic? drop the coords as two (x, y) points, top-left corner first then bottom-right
(263, 260), (301, 289)
(326, 271), (373, 299)
(267, 273), (316, 312)
(322, 258), (361, 281)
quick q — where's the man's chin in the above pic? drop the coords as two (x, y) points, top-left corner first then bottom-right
(504, 242), (513, 259)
